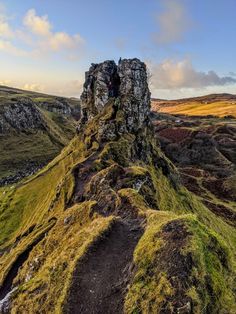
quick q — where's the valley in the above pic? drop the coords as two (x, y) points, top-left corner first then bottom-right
(0, 86), (80, 185)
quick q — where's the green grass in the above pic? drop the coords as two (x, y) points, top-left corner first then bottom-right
(0, 99), (235, 313)
(125, 212), (236, 313)
(0, 108), (76, 180)
(0, 85), (79, 180)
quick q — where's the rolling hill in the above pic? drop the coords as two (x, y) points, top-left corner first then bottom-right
(0, 86), (80, 185)
(152, 93), (236, 117)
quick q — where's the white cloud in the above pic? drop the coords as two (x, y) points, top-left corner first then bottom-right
(23, 9), (51, 37)
(22, 9), (84, 54)
(0, 79), (12, 86)
(0, 4), (14, 38)
(22, 83), (45, 92)
(229, 71), (236, 77)
(0, 7), (84, 58)
(0, 39), (28, 56)
(46, 32), (83, 51)
(148, 59), (236, 90)
(154, 0), (192, 44)
(0, 20), (13, 38)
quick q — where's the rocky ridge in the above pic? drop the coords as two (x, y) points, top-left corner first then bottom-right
(0, 59), (235, 313)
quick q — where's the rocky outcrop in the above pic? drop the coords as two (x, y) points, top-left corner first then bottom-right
(117, 58), (150, 132)
(80, 60), (119, 121)
(0, 98), (44, 133)
(37, 98), (72, 115)
(79, 58), (150, 133)
(0, 162), (45, 186)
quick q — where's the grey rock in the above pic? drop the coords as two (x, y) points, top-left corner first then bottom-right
(78, 58), (151, 135)
(117, 58), (150, 132)
(80, 60), (119, 121)
(0, 98), (44, 133)
(38, 97), (72, 115)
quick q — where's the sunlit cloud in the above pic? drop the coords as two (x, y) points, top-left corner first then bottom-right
(148, 59), (236, 89)
(154, 0), (192, 44)
(0, 39), (28, 56)
(23, 9), (84, 53)
(0, 7), (85, 59)
(23, 8), (51, 37)
(22, 83), (45, 92)
(0, 4), (14, 38)
(0, 79), (12, 86)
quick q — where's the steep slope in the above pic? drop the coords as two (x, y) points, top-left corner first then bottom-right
(0, 59), (235, 314)
(0, 86), (80, 185)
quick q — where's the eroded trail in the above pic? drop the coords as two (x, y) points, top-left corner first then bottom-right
(64, 219), (143, 314)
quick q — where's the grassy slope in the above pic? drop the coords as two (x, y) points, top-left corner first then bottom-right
(0, 102), (235, 313)
(0, 87), (78, 180)
(152, 94), (236, 117)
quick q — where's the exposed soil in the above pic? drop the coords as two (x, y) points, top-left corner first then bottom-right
(64, 219), (143, 314)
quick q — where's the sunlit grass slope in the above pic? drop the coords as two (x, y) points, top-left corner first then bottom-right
(152, 94), (236, 117)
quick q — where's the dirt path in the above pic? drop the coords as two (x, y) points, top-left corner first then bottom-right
(67, 152), (99, 207)
(64, 219), (143, 314)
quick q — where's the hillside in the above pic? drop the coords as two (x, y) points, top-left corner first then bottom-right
(152, 112), (236, 225)
(0, 86), (80, 185)
(0, 59), (235, 313)
(152, 93), (236, 117)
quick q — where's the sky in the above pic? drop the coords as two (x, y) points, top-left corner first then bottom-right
(0, 0), (235, 99)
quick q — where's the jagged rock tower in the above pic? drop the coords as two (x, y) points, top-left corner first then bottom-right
(79, 58), (151, 135)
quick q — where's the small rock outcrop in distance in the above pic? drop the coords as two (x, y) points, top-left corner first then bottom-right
(79, 58), (151, 133)
(0, 98), (44, 134)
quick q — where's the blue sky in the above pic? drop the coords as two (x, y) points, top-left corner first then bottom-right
(0, 0), (235, 98)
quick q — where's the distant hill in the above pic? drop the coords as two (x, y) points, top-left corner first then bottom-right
(0, 86), (80, 184)
(152, 93), (236, 117)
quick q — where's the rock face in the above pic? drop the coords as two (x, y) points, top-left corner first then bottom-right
(118, 58), (150, 132)
(0, 98), (44, 133)
(79, 58), (150, 133)
(80, 60), (119, 121)
(36, 98), (72, 115)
